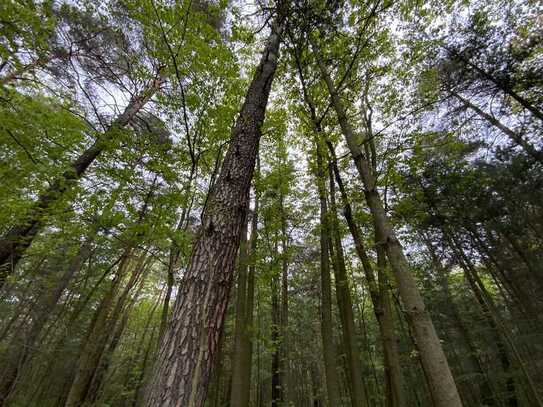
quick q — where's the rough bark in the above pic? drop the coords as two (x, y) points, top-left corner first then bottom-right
(313, 42), (463, 407)
(143, 13), (283, 406)
(0, 70), (164, 286)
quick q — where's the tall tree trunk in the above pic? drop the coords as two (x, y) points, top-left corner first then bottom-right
(329, 141), (405, 407)
(230, 217), (250, 406)
(279, 190), (290, 404)
(242, 183), (258, 402)
(422, 235), (497, 406)
(375, 235), (405, 407)
(271, 268), (283, 407)
(450, 90), (543, 163)
(25, 255), (122, 405)
(327, 164), (368, 407)
(0, 70), (164, 286)
(230, 175), (259, 407)
(143, 12), (283, 406)
(461, 263), (518, 407)
(64, 176), (154, 407)
(64, 250), (141, 407)
(0, 237), (94, 405)
(120, 289), (161, 407)
(312, 41), (463, 407)
(444, 47), (543, 122)
(315, 140), (341, 405)
(63, 257), (128, 406)
(88, 261), (150, 404)
(133, 324), (158, 407)
(446, 234), (533, 407)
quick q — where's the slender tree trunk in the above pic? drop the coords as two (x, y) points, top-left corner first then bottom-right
(315, 140), (341, 406)
(450, 90), (543, 163)
(375, 237), (405, 407)
(160, 255), (176, 338)
(25, 255), (122, 405)
(422, 235), (497, 406)
(133, 323), (159, 407)
(0, 56), (49, 86)
(279, 190), (290, 405)
(120, 290), (161, 407)
(65, 249), (145, 407)
(67, 184), (157, 406)
(271, 268), (283, 407)
(160, 164), (198, 338)
(327, 143), (405, 407)
(312, 41), (463, 407)
(242, 183), (258, 401)
(88, 261), (150, 404)
(63, 265), (126, 406)
(445, 47), (543, 122)
(143, 13), (283, 406)
(462, 263), (518, 407)
(447, 234), (543, 407)
(0, 237), (94, 405)
(327, 165), (368, 407)
(230, 217), (250, 406)
(230, 175), (259, 407)
(0, 70), (164, 286)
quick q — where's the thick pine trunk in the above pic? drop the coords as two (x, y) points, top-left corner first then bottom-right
(0, 71), (163, 286)
(313, 43), (463, 407)
(143, 14), (283, 406)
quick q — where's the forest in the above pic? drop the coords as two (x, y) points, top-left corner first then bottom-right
(0, 0), (542, 406)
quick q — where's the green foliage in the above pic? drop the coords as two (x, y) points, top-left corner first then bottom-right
(1, 1), (542, 406)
